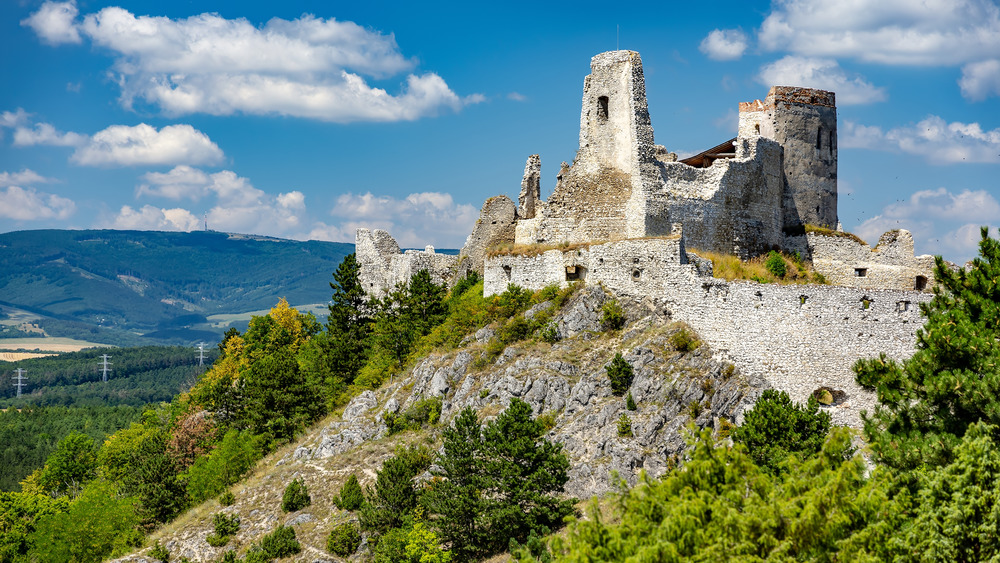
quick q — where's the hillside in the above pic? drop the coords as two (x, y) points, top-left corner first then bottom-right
(110, 287), (758, 562)
(0, 230), (353, 345)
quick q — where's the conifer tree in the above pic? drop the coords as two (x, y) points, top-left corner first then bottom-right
(325, 253), (373, 387)
(855, 227), (1000, 469)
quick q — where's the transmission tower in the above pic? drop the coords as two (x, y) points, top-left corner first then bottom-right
(11, 369), (27, 398)
(99, 354), (112, 383)
(196, 342), (207, 366)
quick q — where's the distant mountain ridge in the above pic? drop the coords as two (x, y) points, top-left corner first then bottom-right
(0, 229), (354, 345)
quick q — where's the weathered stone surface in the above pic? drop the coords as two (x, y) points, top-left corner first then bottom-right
(456, 195), (517, 279)
(519, 154), (541, 219)
(356, 228), (458, 298)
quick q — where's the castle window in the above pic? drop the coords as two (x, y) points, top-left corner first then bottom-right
(860, 297), (872, 310)
(502, 265), (512, 281)
(597, 96), (609, 122)
(566, 265), (586, 281)
(829, 130), (834, 154)
(915, 276), (927, 291)
(799, 295), (808, 307)
(816, 127), (823, 149)
(897, 301), (911, 312)
(632, 269), (641, 280)
(855, 268), (867, 277)
(754, 123), (760, 134)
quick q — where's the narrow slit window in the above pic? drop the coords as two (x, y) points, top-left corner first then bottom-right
(816, 127), (823, 149)
(855, 268), (867, 277)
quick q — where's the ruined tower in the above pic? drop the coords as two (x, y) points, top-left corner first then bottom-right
(738, 87), (838, 233)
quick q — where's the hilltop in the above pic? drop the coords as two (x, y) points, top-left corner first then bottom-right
(0, 229), (353, 346)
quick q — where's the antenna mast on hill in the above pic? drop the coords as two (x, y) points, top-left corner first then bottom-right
(99, 354), (112, 383)
(11, 369), (26, 398)
(196, 342), (207, 366)
(204, 214), (209, 231)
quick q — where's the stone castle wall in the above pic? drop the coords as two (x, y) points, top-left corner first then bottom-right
(357, 228), (458, 297)
(484, 236), (930, 427)
(804, 229), (936, 291)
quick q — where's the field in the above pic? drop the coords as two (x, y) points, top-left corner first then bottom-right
(0, 352), (57, 362)
(206, 303), (329, 328)
(0, 337), (108, 353)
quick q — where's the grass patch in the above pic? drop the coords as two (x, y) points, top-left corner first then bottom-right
(804, 224), (868, 246)
(691, 249), (827, 285)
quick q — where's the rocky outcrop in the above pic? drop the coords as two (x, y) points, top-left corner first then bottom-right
(113, 286), (761, 562)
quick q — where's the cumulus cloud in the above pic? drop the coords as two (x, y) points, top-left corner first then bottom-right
(125, 166), (309, 237)
(758, 0), (1000, 100)
(759, 0), (1000, 66)
(13, 120), (224, 167)
(1, 109), (31, 129)
(0, 185), (75, 221)
(305, 191), (478, 247)
(959, 59), (1000, 101)
(699, 29), (748, 61)
(0, 169), (56, 187)
(13, 122), (87, 147)
(109, 204), (201, 231)
(21, 0), (81, 45)
(70, 124), (224, 167)
(842, 117), (1000, 164)
(758, 56), (887, 104)
(853, 187), (1000, 261)
(24, 3), (477, 121)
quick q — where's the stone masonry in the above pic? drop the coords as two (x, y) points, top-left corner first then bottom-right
(355, 50), (939, 428)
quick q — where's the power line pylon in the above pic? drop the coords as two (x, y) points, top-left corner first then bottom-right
(99, 354), (112, 383)
(11, 368), (27, 398)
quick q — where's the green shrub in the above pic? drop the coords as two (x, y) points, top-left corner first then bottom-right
(601, 300), (626, 330)
(617, 413), (633, 437)
(385, 396), (444, 435)
(669, 327), (701, 353)
(219, 551), (238, 563)
(336, 474), (365, 511)
(730, 389), (831, 475)
(218, 490), (235, 506)
(258, 525), (301, 559)
(605, 353), (634, 396)
(327, 522), (361, 556)
(479, 388), (490, 399)
(149, 542), (169, 562)
(540, 321), (560, 343)
(688, 400), (704, 418)
(281, 478), (311, 513)
(537, 411), (557, 432)
(205, 533), (229, 547)
(213, 512), (240, 537)
(626, 392), (637, 411)
(765, 250), (787, 278)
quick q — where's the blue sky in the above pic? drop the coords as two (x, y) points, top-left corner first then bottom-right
(1, 0), (998, 262)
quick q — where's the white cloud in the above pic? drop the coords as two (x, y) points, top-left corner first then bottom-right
(758, 56), (887, 104)
(13, 122), (87, 147)
(699, 29), (748, 61)
(23, 4), (477, 122)
(0, 169), (56, 188)
(71, 124), (224, 167)
(959, 59), (1000, 101)
(842, 116), (1000, 164)
(21, 0), (81, 45)
(853, 187), (1000, 261)
(759, 0), (1000, 66)
(307, 191), (478, 247)
(1, 109), (31, 129)
(0, 186), (75, 220)
(128, 167), (310, 237)
(507, 92), (527, 102)
(109, 204), (201, 231)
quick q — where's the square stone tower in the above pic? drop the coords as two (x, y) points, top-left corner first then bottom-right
(739, 87), (838, 233)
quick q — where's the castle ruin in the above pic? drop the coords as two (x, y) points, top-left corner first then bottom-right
(355, 50), (938, 426)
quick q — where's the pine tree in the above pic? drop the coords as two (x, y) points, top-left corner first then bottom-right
(325, 253), (373, 387)
(855, 227), (1000, 470)
(731, 389), (831, 475)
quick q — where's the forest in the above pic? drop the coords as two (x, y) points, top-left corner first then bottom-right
(0, 228), (997, 563)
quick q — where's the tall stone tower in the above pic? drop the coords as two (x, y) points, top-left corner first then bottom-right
(575, 50), (656, 176)
(739, 87), (838, 233)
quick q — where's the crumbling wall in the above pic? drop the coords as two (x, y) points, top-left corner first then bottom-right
(518, 155), (541, 219)
(456, 196), (517, 279)
(483, 236), (931, 427)
(356, 229), (458, 297)
(739, 86), (838, 232)
(807, 229), (936, 291)
(653, 137), (784, 258)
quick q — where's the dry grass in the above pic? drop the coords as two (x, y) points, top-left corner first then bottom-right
(0, 352), (56, 361)
(690, 249), (827, 285)
(804, 224), (868, 246)
(0, 337), (107, 352)
(486, 241), (597, 259)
